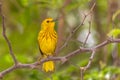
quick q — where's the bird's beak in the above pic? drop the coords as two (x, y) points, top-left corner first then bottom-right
(53, 19), (58, 22)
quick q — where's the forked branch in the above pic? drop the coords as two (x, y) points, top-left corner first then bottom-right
(0, 2), (120, 79)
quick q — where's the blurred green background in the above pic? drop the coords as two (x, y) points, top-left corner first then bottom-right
(0, 0), (120, 80)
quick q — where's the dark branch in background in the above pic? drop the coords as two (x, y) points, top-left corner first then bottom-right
(56, 3), (96, 53)
(0, 2), (120, 79)
(0, 3), (18, 65)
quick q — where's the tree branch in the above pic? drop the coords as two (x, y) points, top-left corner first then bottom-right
(57, 3), (96, 53)
(0, 2), (120, 79)
(0, 3), (18, 65)
(82, 18), (92, 47)
(80, 50), (95, 80)
(84, 50), (96, 71)
(0, 38), (120, 78)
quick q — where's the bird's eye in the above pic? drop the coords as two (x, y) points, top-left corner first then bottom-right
(46, 20), (49, 23)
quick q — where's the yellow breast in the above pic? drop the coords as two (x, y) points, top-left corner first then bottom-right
(38, 30), (57, 55)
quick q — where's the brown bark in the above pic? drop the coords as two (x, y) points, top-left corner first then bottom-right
(108, 0), (120, 67)
(91, 0), (106, 62)
(108, 0), (118, 25)
(56, 0), (71, 54)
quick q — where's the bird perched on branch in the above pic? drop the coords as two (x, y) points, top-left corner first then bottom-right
(38, 18), (57, 72)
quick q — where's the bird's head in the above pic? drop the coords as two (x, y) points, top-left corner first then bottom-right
(41, 18), (56, 30)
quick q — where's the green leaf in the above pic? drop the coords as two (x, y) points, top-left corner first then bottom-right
(20, 0), (29, 7)
(112, 10), (120, 21)
(107, 28), (120, 38)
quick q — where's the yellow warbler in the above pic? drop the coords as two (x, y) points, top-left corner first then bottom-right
(38, 18), (57, 72)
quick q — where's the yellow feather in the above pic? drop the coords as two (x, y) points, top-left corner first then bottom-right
(38, 18), (57, 72)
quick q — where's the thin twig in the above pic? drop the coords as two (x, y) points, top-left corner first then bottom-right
(73, 2), (95, 33)
(84, 50), (96, 71)
(57, 3), (96, 53)
(79, 50), (95, 80)
(82, 20), (92, 47)
(0, 3), (18, 65)
(1, 2), (120, 79)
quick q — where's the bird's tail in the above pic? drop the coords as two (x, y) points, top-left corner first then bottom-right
(42, 60), (55, 72)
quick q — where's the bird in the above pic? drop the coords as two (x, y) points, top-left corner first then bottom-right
(38, 18), (57, 72)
